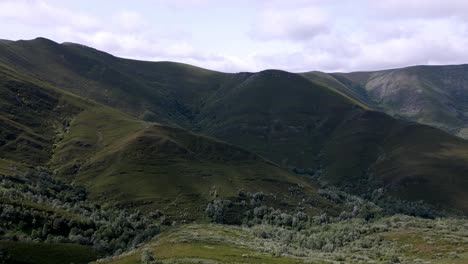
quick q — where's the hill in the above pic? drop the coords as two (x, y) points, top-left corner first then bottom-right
(0, 60), (335, 222)
(195, 70), (468, 214)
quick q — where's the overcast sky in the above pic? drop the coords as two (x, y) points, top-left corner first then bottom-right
(1, 0), (468, 73)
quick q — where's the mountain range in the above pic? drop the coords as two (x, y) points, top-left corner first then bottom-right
(1, 37), (468, 263)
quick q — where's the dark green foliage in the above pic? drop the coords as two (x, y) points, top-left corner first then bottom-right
(0, 241), (98, 264)
(206, 189), (383, 228)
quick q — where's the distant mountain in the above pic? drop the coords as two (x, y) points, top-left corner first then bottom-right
(302, 64), (468, 138)
(1, 38), (468, 215)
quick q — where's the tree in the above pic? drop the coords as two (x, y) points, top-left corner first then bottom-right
(141, 248), (162, 264)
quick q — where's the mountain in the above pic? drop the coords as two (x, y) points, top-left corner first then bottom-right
(0, 59), (336, 223)
(1, 38), (468, 215)
(0, 37), (230, 127)
(302, 64), (468, 138)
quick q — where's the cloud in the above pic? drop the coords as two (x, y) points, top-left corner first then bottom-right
(246, 0), (468, 72)
(0, 0), (99, 31)
(250, 6), (329, 41)
(1, 0), (468, 73)
(0, 0), (239, 70)
(369, 0), (468, 20)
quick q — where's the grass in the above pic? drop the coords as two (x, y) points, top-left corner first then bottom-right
(100, 216), (468, 264)
(99, 224), (323, 264)
(0, 158), (29, 175)
(0, 240), (99, 264)
(382, 229), (468, 263)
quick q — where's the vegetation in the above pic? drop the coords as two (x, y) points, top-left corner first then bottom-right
(100, 216), (468, 264)
(0, 168), (161, 260)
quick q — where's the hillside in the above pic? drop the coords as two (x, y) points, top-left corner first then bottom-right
(0, 61), (335, 221)
(0, 37), (230, 127)
(99, 217), (468, 264)
(302, 64), (468, 138)
(196, 70), (468, 214)
(1, 38), (468, 215)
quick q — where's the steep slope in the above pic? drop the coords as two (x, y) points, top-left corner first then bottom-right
(195, 70), (361, 168)
(322, 110), (468, 212)
(302, 65), (468, 138)
(0, 62), (80, 168)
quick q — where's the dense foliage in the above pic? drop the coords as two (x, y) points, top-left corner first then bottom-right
(0, 168), (161, 255)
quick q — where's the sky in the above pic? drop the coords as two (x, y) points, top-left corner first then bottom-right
(1, 0), (468, 73)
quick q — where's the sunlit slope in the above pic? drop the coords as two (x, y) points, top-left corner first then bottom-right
(50, 103), (333, 220)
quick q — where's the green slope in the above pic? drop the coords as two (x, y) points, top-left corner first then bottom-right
(98, 217), (468, 264)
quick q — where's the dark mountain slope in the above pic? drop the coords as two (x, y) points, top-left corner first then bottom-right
(195, 70), (468, 213)
(195, 70), (361, 168)
(322, 110), (468, 212)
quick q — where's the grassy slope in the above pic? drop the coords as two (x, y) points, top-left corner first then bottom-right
(96, 224), (321, 264)
(99, 219), (468, 264)
(50, 100), (335, 220)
